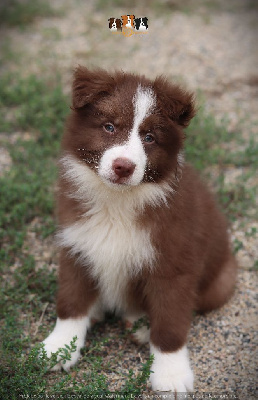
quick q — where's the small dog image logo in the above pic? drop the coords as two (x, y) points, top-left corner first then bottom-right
(121, 14), (135, 29)
(134, 17), (148, 31)
(108, 15), (148, 36)
(108, 18), (122, 32)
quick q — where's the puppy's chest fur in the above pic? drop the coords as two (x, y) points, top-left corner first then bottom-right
(59, 191), (156, 311)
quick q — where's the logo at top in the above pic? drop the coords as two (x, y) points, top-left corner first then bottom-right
(108, 15), (148, 37)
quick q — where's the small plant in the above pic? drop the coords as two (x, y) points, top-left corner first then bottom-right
(121, 355), (154, 397)
(233, 238), (244, 254)
(129, 316), (150, 334)
(41, 336), (78, 370)
(245, 227), (257, 238)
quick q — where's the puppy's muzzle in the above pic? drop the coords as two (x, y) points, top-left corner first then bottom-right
(112, 158), (136, 179)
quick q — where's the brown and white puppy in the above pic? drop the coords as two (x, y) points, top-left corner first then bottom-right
(43, 67), (237, 393)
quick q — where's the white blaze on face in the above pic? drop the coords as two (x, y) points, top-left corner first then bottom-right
(99, 85), (156, 187)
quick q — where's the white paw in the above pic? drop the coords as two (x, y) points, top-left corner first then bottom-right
(150, 344), (194, 392)
(43, 338), (81, 371)
(42, 317), (90, 371)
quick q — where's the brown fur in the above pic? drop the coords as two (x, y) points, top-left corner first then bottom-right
(121, 15), (135, 28)
(108, 18), (122, 32)
(56, 67), (237, 356)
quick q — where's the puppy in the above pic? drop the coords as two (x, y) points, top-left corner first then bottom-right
(43, 67), (237, 393)
(134, 17), (148, 31)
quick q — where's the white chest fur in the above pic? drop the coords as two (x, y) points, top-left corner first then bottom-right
(58, 207), (155, 311)
(58, 156), (173, 311)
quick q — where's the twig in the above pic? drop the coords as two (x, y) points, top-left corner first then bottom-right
(34, 302), (49, 336)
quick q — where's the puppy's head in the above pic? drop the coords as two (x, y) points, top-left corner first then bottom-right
(63, 67), (195, 188)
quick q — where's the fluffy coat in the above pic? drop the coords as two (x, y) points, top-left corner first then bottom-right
(43, 67), (237, 392)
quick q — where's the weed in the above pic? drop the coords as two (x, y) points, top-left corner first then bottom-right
(129, 316), (150, 334)
(216, 175), (257, 221)
(233, 238), (244, 254)
(245, 227), (257, 238)
(185, 104), (257, 221)
(185, 103), (230, 170)
(121, 355), (154, 397)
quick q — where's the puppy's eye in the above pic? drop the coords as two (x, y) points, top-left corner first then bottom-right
(143, 134), (155, 144)
(104, 123), (115, 133)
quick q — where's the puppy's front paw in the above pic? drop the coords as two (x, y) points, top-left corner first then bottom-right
(150, 344), (194, 392)
(41, 317), (89, 371)
(42, 336), (81, 371)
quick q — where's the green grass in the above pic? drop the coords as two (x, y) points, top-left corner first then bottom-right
(186, 106), (257, 221)
(0, 73), (67, 264)
(0, 70), (256, 396)
(0, 0), (56, 27)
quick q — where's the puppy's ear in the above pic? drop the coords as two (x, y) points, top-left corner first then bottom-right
(72, 66), (115, 109)
(154, 77), (196, 127)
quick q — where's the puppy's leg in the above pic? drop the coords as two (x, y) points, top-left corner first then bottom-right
(197, 255), (237, 313)
(150, 344), (193, 393)
(42, 316), (90, 371)
(42, 249), (99, 371)
(146, 275), (194, 392)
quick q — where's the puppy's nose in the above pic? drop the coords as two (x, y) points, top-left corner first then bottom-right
(112, 158), (136, 178)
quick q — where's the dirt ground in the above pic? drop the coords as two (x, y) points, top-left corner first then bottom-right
(1, 0), (258, 397)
